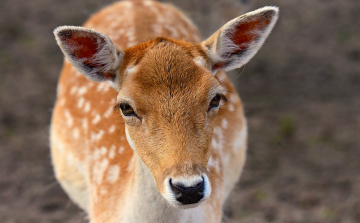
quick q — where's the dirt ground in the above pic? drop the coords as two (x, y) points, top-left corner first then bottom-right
(0, 0), (359, 222)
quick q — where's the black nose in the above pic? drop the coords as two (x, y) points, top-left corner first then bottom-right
(169, 178), (205, 205)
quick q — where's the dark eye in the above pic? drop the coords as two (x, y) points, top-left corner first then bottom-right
(120, 103), (136, 117)
(208, 94), (221, 111)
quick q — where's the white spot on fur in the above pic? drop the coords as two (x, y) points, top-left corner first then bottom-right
(109, 125), (116, 134)
(82, 118), (88, 131)
(59, 98), (66, 106)
(125, 32), (135, 41)
(93, 158), (109, 185)
(100, 188), (108, 195)
(221, 118), (228, 129)
(70, 86), (77, 95)
(109, 145), (116, 159)
(212, 126), (223, 151)
(107, 165), (120, 183)
(211, 138), (219, 149)
(87, 82), (94, 88)
(96, 82), (110, 92)
(93, 149), (101, 161)
(105, 13), (116, 22)
(208, 155), (220, 173)
(213, 126), (222, 136)
(143, 0), (153, 6)
(70, 66), (81, 77)
(124, 65), (138, 75)
(77, 97), (85, 109)
(179, 27), (189, 37)
(104, 106), (113, 118)
(110, 22), (118, 29)
(122, 0), (133, 8)
(100, 146), (107, 155)
(228, 104), (235, 112)
(84, 102), (91, 113)
(77, 86), (87, 96)
(91, 130), (104, 142)
(73, 128), (80, 139)
(92, 114), (101, 125)
(164, 25), (179, 38)
(234, 122), (248, 151)
(115, 29), (125, 38)
(229, 94), (238, 103)
(118, 146), (125, 154)
(193, 56), (206, 68)
(64, 110), (74, 127)
(152, 24), (162, 35)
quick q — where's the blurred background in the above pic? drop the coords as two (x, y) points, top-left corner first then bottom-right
(0, 0), (359, 222)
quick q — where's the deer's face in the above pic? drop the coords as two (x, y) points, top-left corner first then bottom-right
(54, 5), (279, 209)
(115, 39), (225, 208)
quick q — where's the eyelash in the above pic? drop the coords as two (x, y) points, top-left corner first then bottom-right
(208, 93), (228, 111)
(114, 103), (139, 118)
(218, 94), (228, 103)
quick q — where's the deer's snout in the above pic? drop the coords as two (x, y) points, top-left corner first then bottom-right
(170, 176), (205, 204)
(165, 174), (211, 208)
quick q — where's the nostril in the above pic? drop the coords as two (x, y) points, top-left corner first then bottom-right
(169, 177), (205, 205)
(169, 178), (181, 198)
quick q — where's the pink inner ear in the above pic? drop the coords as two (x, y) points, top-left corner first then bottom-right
(212, 17), (272, 71)
(61, 31), (107, 69)
(229, 18), (271, 53)
(70, 34), (100, 59)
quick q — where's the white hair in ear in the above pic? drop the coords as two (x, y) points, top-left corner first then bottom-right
(201, 6), (279, 73)
(54, 26), (123, 86)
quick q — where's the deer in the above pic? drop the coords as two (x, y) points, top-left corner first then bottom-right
(51, 0), (279, 222)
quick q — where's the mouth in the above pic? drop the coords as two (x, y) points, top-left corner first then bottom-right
(170, 200), (205, 209)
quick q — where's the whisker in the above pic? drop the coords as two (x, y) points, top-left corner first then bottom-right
(161, 203), (171, 223)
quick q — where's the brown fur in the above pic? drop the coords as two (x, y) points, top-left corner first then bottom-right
(119, 38), (219, 193)
(50, 1), (276, 222)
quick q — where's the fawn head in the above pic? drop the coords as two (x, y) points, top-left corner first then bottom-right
(54, 6), (278, 208)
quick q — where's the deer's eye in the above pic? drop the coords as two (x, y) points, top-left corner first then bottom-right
(120, 103), (136, 117)
(208, 94), (222, 111)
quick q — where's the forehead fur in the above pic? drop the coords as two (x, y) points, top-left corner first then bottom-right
(121, 37), (214, 92)
(119, 38), (217, 120)
(122, 37), (208, 68)
(138, 42), (207, 88)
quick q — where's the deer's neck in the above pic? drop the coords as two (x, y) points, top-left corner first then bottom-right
(121, 153), (204, 223)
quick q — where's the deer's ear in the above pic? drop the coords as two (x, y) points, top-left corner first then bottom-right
(54, 26), (123, 86)
(201, 6), (279, 73)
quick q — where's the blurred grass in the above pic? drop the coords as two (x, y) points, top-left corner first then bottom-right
(254, 189), (267, 202)
(270, 114), (297, 145)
